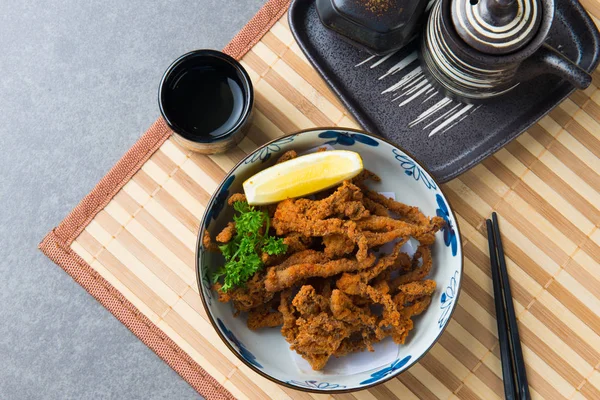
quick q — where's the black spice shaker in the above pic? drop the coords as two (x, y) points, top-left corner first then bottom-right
(316, 0), (431, 55)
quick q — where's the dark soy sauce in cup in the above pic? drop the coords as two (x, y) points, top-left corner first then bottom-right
(160, 52), (251, 144)
(165, 65), (245, 140)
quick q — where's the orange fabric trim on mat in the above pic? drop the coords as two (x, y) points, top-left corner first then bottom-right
(223, 0), (291, 60)
(39, 231), (236, 400)
(53, 118), (172, 245)
(38, 0), (291, 398)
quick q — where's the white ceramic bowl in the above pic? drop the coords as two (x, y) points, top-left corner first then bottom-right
(196, 128), (463, 393)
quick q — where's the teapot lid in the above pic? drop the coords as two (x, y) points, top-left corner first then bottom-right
(451, 0), (542, 54)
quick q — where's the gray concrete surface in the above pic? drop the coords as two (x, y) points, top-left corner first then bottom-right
(0, 0), (264, 398)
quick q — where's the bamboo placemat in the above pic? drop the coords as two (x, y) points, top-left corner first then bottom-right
(40, 0), (600, 398)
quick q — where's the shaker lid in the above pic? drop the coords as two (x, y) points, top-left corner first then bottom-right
(451, 0), (542, 54)
(317, 0), (430, 54)
(330, 0), (420, 33)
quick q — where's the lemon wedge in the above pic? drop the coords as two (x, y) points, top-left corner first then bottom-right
(243, 150), (364, 205)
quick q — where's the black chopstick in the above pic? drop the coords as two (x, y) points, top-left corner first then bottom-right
(486, 219), (517, 400)
(492, 213), (530, 400)
(487, 213), (530, 400)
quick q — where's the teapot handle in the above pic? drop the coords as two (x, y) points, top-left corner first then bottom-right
(518, 43), (591, 90)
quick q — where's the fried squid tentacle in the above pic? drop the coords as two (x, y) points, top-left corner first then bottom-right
(333, 338), (370, 357)
(215, 222), (235, 243)
(362, 197), (389, 217)
(336, 240), (407, 295)
(323, 234), (355, 258)
(361, 188), (430, 225)
(271, 250), (330, 271)
(247, 304), (283, 330)
(275, 150), (297, 164)
(401, 295), (432, 318)
(279, 290), (297, 342)
(330, 289), (377, 328)
(352, 169), (381, 184)
(358, 215), (445, 244)
(363, 229), (409, 247)
(227, 193), (246, 205)
(292, 285), (330, 315)
(265, 253), (376, 292)
(283, 233), (313, 253)
(273, 181), (369, 223)
(202, 231), (219, 252)
(291, 312), (347, 370)
(391, 246), (433, 287)
(273, 213), (372, 261)
(214, 272), (273, 312)
(393, 280), (436, 307)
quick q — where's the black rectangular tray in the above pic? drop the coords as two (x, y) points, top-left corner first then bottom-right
(289, 0), (600, 182)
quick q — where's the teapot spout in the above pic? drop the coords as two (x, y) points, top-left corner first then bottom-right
(519, 44), (592, 89)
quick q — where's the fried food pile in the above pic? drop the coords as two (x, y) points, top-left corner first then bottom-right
(207, 152), (444, 371)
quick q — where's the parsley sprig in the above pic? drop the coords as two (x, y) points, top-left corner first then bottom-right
(212, 202), (287, 292)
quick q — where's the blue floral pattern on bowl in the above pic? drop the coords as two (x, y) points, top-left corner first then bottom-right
(436, 194), (457, 256)
(204, 174), (235, 229)
(392, 149), (437, 190)
(318, 130), (379, 147)
(438, 270), (459, 329)
(288, 380), (347, 390)
(217, 318), (263, 369)
(359, 356), (412, 385)
(244, 135), (297, 164)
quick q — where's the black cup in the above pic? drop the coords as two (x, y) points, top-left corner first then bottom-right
(159, 50), (254, 154)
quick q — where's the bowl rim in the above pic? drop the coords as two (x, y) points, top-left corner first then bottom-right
(195, 127), (464, 394)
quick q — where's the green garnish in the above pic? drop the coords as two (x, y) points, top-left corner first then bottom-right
(212, 201), (287, 292)
(262, 236), (288, 255)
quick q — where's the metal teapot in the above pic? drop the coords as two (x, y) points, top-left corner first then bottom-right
(420, 0), (593, 103)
